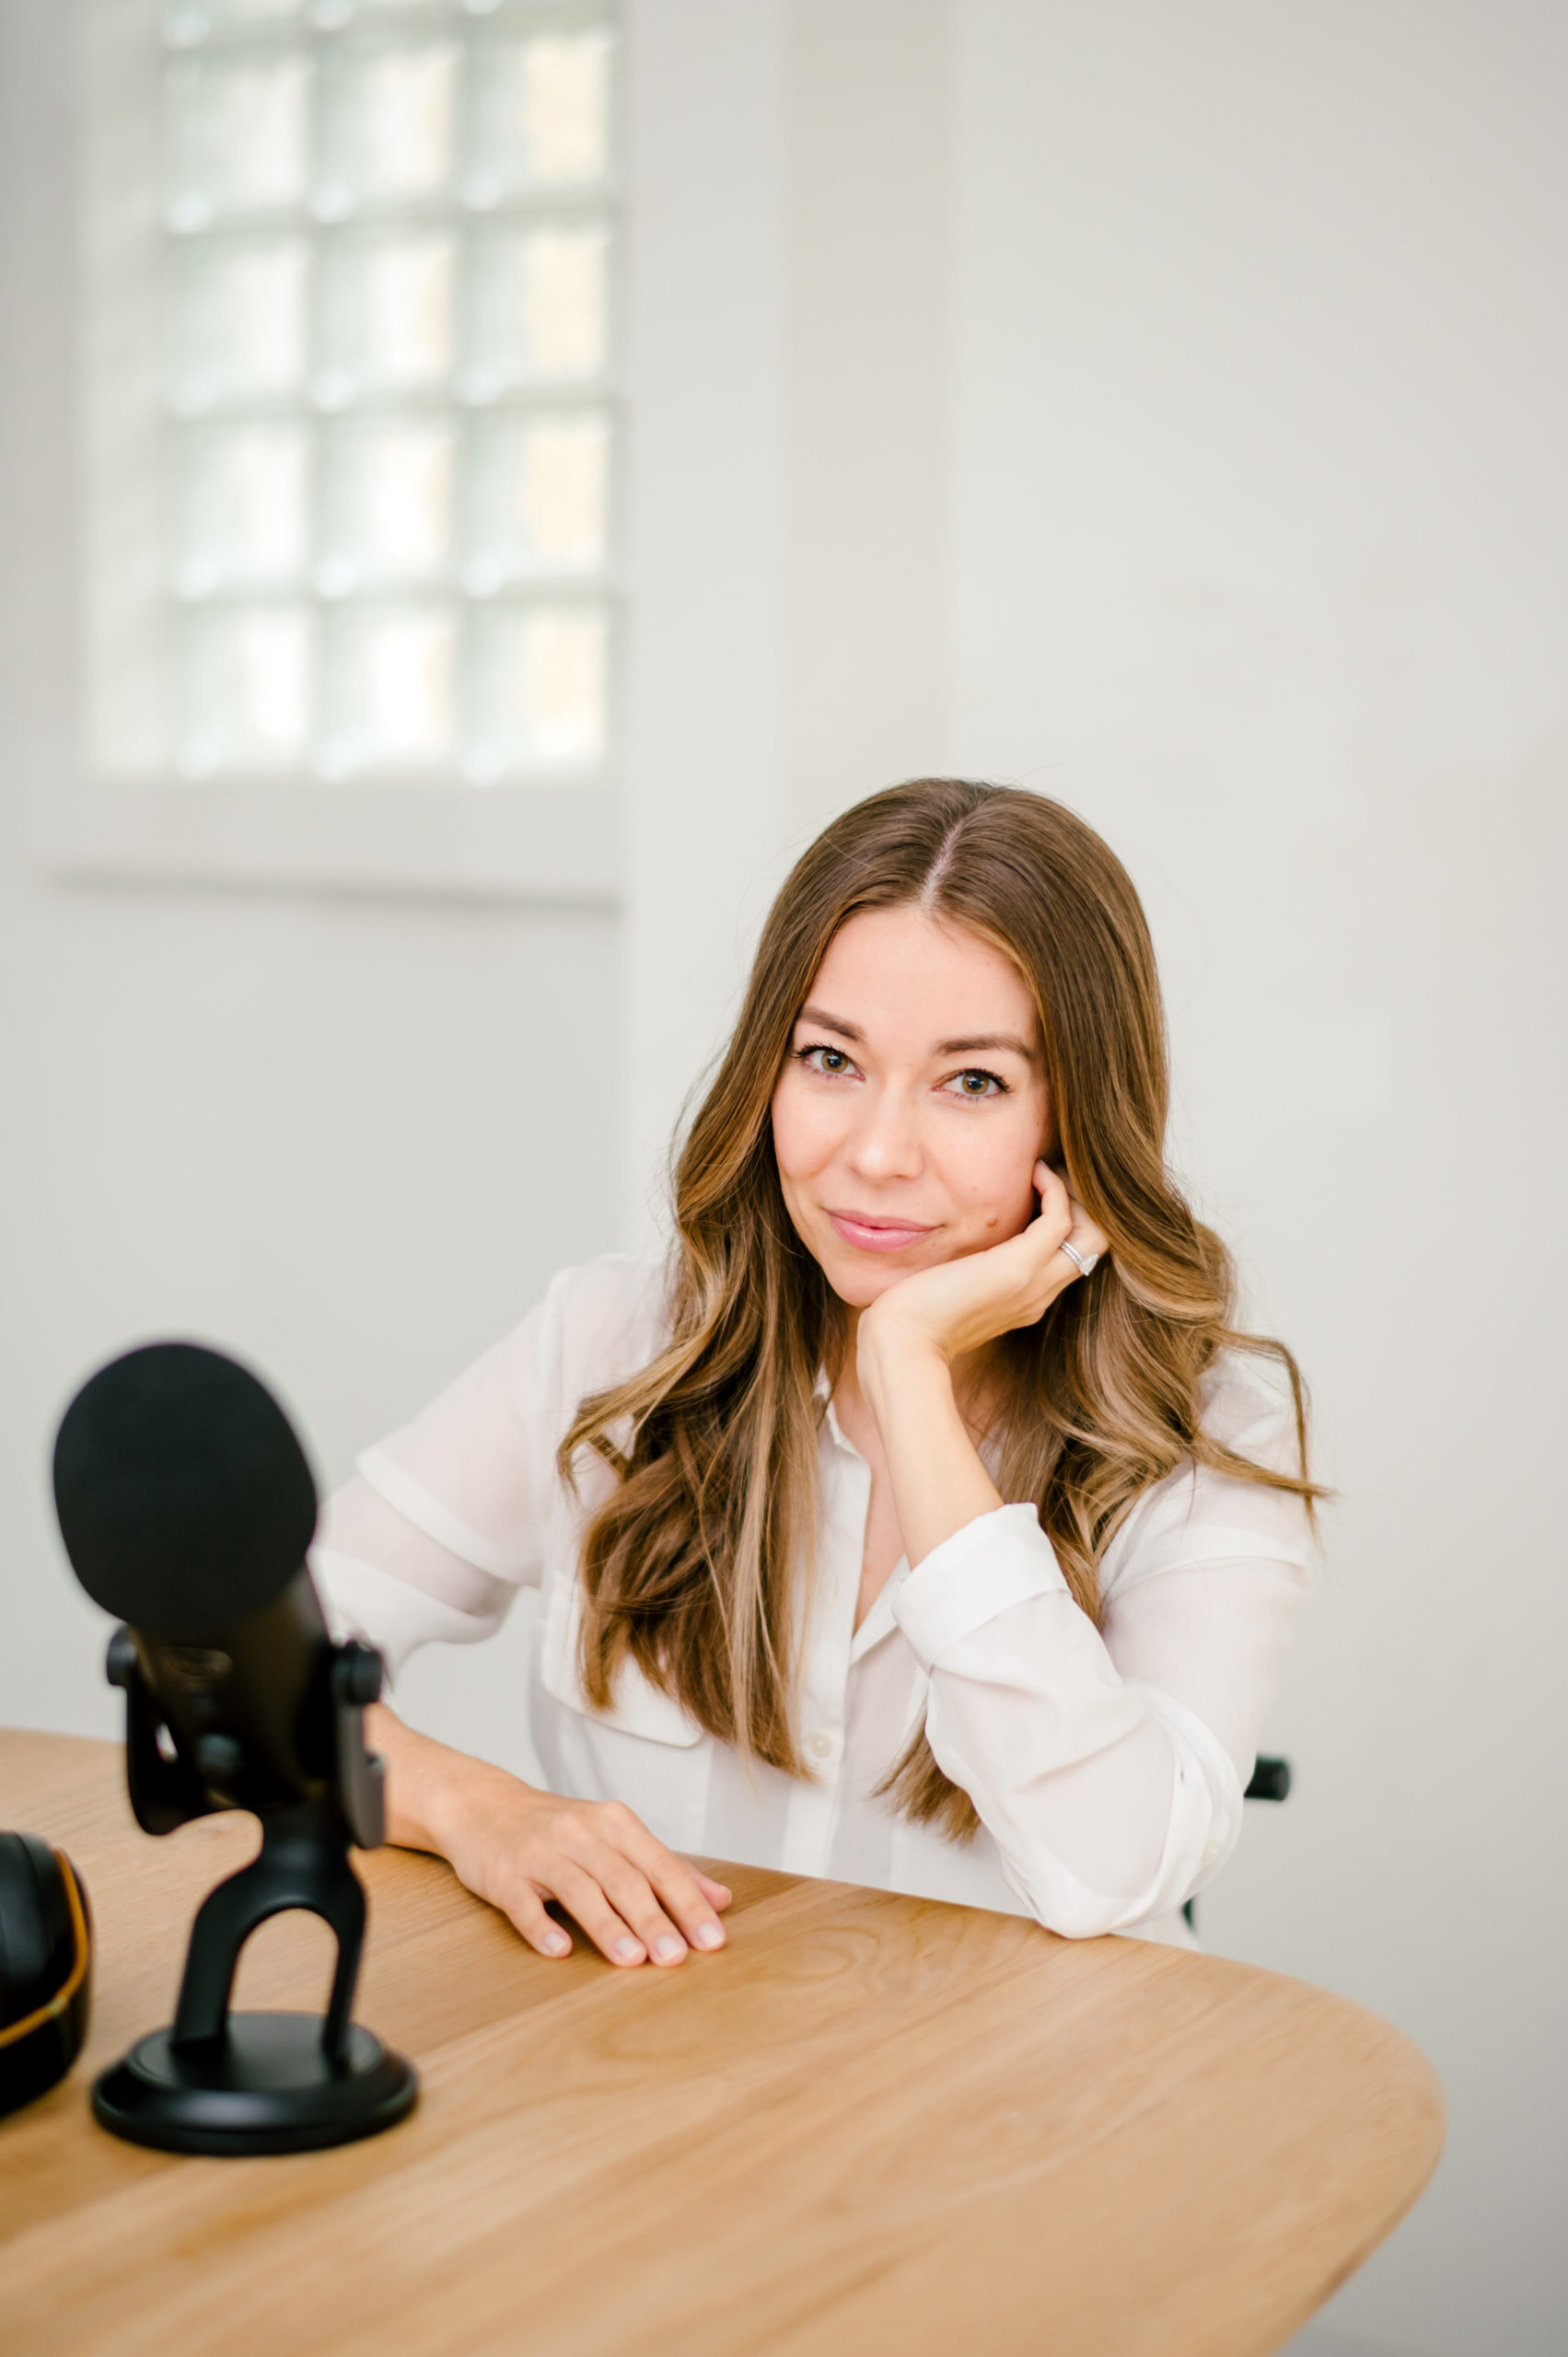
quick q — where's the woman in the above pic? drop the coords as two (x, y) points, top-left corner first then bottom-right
(317, 780), (1318, 1968)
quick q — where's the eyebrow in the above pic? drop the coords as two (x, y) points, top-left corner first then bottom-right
(797, 1006), (1039, 1061)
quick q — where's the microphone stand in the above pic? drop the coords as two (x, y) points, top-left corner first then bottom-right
(92, 1631), (417, 2155)
(172, 1794), (366, 2061)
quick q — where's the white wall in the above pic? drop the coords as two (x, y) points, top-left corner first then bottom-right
(946, 6), (1568, 2352)
(2, 5), (1563, 2351)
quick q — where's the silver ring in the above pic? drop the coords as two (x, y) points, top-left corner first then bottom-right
(1059, 1239), (1099, 1278)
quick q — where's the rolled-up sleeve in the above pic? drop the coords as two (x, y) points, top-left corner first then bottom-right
(889, 1377), (1314, 1937)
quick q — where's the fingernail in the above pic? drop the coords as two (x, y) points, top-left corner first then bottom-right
(653, 1934), (685, 1965)
(693, 1922), (724, 1951)
(613, 1936), (644, 1964)
(542, 1929), (570, 1956)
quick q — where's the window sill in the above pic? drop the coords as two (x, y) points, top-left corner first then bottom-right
(32, 774), (622, 906)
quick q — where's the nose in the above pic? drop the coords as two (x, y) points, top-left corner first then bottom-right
(845, 1080), (923, 1183)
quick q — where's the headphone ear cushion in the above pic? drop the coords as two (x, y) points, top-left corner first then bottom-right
(0, 1835), (93, 2119)
(0, 1833), (73, 2015)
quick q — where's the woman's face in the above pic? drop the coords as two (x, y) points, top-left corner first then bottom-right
(771, 906), (1054, 1311)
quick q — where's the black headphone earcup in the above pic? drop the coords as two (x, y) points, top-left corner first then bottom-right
(0, 1835), (93, 2120)
(0, 1832), (73, 2013)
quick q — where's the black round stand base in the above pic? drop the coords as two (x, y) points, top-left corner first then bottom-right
(92, 2014), (418, 2155)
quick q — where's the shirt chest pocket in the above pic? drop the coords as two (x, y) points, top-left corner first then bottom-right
(537, 1560), (707, 1750)
(534, 1562), (709, 1852)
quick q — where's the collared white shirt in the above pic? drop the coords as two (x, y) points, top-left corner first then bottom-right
(314, 1254), (1313, 1945)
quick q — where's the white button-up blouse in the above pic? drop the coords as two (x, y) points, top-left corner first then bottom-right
(313, 1254), (1314, 1948)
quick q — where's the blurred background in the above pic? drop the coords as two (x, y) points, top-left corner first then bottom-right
(1, 5), (1563, 2350)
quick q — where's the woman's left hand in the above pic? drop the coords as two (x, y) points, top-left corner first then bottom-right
(859, 1162), (1109, 1372)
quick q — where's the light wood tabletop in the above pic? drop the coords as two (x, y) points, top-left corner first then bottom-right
(0, 1729), (1441, 2357)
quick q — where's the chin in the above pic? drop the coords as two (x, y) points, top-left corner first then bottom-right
(819, 1262), (902, 1311)
(810, 1233), (955, 1312)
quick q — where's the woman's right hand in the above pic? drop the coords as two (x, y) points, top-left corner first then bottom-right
(369, 1704), (731, 1968)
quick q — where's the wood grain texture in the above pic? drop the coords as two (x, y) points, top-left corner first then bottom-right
(0, 1732), (1442, 2357)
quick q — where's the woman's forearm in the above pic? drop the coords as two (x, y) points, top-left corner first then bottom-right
(366, 1701), (518, 1858)
(855, 1323), (1002, 1566)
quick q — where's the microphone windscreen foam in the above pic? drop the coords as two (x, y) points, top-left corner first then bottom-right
(52, 1342), (319, 1643)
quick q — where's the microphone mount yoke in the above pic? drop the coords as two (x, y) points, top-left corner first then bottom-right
(92, 1624), (417, 2156)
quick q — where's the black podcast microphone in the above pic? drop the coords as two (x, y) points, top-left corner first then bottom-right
(52, 1341), (416, 2156)
(53, 1341), (378, 1836)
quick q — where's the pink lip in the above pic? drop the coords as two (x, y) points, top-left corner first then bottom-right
(825, 1209), (936, 1253)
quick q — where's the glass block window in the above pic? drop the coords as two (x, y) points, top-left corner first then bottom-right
(151, 1), (619, 785)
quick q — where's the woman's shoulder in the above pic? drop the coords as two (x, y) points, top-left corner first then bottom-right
(540, 1246), (674, 1328)
(351, 1253), (673, 1513)
(1196, 1343), (1305, 1472)
(1100, 1345), (1313, 1586)
(533, 1248), (678, 1409)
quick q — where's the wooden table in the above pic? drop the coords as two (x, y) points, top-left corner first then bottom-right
(0, 1732), (1441, 2356)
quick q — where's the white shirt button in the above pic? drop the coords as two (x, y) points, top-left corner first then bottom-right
(807, 1729), (835, 1762)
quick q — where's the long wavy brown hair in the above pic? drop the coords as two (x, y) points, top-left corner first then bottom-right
(561, 781), (1320, 1839)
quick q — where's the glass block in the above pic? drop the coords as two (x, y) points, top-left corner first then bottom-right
(177, 424), (310, 593)
(165, 52), (310, 227)
(464, 412), (610, 586)
(467, 29), (614, 203)
(468, 603), (606, 775)
(318, 233), (456, 401)
(319, 421), (454, 590)
(464, 226), (609, 397)
(319, 604), (459, 774)
(180, 605), (313, 774)
(170, 237), (311, 409)
(318, 43), (458, 212)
